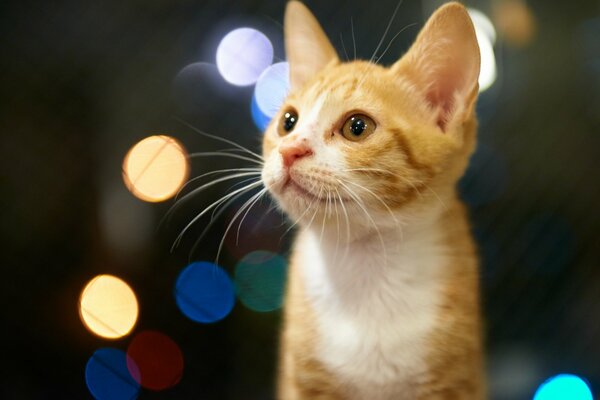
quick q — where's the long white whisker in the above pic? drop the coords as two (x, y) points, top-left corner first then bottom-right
(236, 188), (268, 245)
(209, 176), (262, 220)
(369, 0), (403, 64)
(188, 185), (259, 260)
(423, 183), (448, 211)
(175, 117), (264, 162)
(340, 33), (350, 61)
(280, 197), (315, 240)
(335, 187), (352, 262)
(172, 180), (263, 251)
(351, 16), (357, 60)
(374, 23), (417, 64)
(343, 179), (399, 227)
(343, 167), (395, 175)
(215, 188), (268, 263)
(319, 186), (327, 243)
(176, 168), (262, 200)
(187, 151), (264, 165)
(160, 172), (261, 229)
(337, 179), (387, 264)
(171, 171), (261, 211)
(332, 189), (340, 262)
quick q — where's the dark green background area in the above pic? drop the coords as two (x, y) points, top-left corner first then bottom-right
(1, 0), (599, 399)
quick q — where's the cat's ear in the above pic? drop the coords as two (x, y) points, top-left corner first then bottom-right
(392, 2), (480, 132)
(284, 1), (338, 91)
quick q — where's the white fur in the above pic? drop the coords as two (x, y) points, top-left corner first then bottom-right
(298, 215), (447, 399)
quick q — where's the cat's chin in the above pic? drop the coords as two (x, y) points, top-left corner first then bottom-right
(284, 179), (330, 203)
(265, 179), (327, 220)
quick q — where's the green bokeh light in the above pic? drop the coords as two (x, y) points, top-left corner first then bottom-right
(234, 251), (288, 312)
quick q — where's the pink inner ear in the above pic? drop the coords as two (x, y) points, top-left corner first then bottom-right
(425, 67), (464, 132)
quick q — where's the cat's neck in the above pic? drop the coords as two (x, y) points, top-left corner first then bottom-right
(300, 199), (460, 313)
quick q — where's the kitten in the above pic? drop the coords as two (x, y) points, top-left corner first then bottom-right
(261, 1), (485, 398)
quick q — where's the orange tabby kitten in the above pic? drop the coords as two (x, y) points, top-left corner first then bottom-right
(261, 2), (485, 398)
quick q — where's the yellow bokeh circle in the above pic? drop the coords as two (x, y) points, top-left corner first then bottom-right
(79, 274), (139, 339)
(122, 135), (189, 202)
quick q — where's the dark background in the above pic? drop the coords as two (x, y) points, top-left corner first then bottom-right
(1, 0), (599, 398)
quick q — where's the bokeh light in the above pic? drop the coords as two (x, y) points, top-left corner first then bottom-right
(122, 135), (190, 203)
(493, 0), (536, 47)
(468, 8), (497, 44)
(85, 348), (140, 400)
(174, 261), (235, 323)
(79, 275), (139, 340)
(216, 28), (273, 86)
(533, 374), (593, 400)
(251, 94), (271, 132)
(234, 251), (287, 312)
(468, 8), (498, 92)
(254, 62), (290, 118)
(127, 330), (184, 391)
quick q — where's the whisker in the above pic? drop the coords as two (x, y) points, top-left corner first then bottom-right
(215, 187), (268, 263)
(279, 196), (315, 241)
(172, 180), (263, 251)
(369, 0), (403, 64)
(176, 168), (262, 200)
(172, 171), (261, 213)
(160, 171), (261, 229)
(188, 151), (264, 166)
(175, 117), (264, 162)
(236, 190), (267, 245)
(335, 187), (352, 262)
(319, 186), (327, 243)
(332, 189), (341, 262)
(337, 179), (388, 264)
(210, 176), (263, 220)
(374, 23), (417, 65)
(351, 16), (357, 60)
(423, 183), (449, 212)
(343, 179), (400, 227)
(188, 184), (260, 260)
(343, 167), (396, 177)
(340, 33), (350, 62)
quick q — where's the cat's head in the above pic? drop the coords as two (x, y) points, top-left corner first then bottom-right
(262, 1), (480, 235)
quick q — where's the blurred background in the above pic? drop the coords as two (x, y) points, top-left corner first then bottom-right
(1, 0), (599, 398)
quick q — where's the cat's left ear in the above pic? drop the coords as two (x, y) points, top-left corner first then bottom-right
(392, 2), (480, 133)
(284, 1), (339, 91)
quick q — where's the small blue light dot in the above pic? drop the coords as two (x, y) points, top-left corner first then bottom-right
(85, 348), (140, 400)
(174, 261), (236, 323)
(234, 251), (287, 312)
(251, 94), (272, 132)
(533, 374), (593, 400)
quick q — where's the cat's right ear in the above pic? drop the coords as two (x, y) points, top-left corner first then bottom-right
(284, 1), (338, 91)
(391, 2), (480, 133)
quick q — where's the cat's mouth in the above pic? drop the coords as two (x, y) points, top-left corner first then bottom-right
(283, 177), (329, 203)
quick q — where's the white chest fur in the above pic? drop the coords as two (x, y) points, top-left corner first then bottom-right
(298, 223), (448, 398)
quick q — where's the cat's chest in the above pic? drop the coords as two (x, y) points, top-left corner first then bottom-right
(296, 230), (445, 392)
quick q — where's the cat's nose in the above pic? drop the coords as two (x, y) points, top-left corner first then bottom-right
(279, 140), (313, 168)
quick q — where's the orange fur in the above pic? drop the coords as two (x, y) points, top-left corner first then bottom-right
(261, 2), (485, 398)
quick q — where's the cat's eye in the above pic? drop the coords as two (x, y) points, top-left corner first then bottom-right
(278, 110), (298, 136)
(341, 114), (376, 141)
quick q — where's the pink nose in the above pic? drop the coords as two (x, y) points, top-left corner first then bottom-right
(279, 140), (313, 168)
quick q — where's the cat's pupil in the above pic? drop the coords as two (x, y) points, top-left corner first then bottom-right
(350, 118), (366, 135)
(284, 112), (297, 132)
